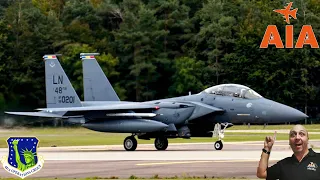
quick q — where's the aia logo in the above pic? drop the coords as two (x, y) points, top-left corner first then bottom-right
(260, 2), (319, 48)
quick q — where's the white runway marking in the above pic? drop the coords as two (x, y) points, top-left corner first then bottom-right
(0, 142), (318, 161)
(136, 159), (259, 166)
(0, 149), (293, 161)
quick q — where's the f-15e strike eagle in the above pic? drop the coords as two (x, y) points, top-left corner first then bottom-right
(5, 53), (308, 151)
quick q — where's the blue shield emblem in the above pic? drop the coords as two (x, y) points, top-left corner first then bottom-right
(1, 137), (44, 179)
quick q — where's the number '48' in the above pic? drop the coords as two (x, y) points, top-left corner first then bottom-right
(55, 87), (62, 94)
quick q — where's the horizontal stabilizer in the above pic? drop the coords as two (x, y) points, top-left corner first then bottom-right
(5, 111), (64, 118)
(37, 103), (160, 112)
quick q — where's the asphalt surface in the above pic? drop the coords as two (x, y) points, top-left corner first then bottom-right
(0, 140), (319, 179)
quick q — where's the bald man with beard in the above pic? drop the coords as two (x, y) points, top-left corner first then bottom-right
(256, 124), (320, 180)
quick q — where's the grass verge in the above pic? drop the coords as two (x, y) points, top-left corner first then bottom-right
(227, 124), (320, 131)
(0, 126), (319, 148)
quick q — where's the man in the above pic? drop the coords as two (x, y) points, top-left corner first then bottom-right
(256, 124), (320, 180)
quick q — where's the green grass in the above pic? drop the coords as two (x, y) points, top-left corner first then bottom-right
(0, 126), (319, 148)
(227, 124), (320, 131)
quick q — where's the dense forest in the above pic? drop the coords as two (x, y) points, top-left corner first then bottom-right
(0, 0), (319, 124)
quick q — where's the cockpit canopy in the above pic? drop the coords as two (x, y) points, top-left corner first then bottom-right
(203, 84), (263, 99)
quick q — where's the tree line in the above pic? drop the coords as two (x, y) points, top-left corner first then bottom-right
(0, 0), (319, 120)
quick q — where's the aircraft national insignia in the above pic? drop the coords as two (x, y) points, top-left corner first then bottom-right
(0, 137), (44, 179)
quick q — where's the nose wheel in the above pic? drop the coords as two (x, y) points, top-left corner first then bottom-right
(213, 122), (233, 150)
(154, 137), (168, 150)
(124, 136), (137, 151)
(214, 140), (223, 150)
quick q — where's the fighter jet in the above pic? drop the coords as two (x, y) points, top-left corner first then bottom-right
(5, 54), (308, 151)
(273, 2), (298, 24)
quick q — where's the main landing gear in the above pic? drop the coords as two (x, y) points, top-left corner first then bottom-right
(154, 137), (168, 150)
(213, 122), (233, 150)
(124, 136), (137, 151)
(123, 135), (169, 151)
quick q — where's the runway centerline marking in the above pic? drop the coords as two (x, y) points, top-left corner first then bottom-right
(136, 159), (258, 166)
(230, 143), (290, 147)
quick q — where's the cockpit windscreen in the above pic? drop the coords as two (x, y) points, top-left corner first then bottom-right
(203, 84), (262, 99)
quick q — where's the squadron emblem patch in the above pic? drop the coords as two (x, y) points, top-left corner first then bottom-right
(1, 137), (44, 179)
(307, 161), (318, 171)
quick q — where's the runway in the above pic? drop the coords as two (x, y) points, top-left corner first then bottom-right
(0, 140), (319, 179)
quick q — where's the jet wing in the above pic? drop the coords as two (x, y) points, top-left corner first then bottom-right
(6, 103), (161, 119)
(5, 111), (64, 118)
(36, 103), (159, 112)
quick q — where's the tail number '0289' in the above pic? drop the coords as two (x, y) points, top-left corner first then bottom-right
(59, 96), (75, 103)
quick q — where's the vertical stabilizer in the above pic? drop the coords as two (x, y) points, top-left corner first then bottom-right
(44, 54), (82, 108)
(80, 53), (120, 101)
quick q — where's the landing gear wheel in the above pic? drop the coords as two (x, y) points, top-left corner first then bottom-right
(214, 140), (223, 150)
(213, 122), (233, 151)
(154, 137), (168, 150)
(124, 136), (137, 151)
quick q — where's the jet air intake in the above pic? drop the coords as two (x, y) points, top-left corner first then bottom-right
(82, 119), (169, 133)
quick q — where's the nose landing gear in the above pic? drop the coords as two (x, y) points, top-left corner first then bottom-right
(214, 140), (223, 150)
(213, 122), (233, 150)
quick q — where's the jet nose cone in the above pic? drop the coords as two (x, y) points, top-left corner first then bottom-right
(273, 103), (308, 122)
(255, 99), (308, 123)
(286, 107), (308, 121)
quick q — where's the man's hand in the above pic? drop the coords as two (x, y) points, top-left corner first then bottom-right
(264, 131), (276, 151)
(12, 140), (19, 146)
(257, 131), (277, 179)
